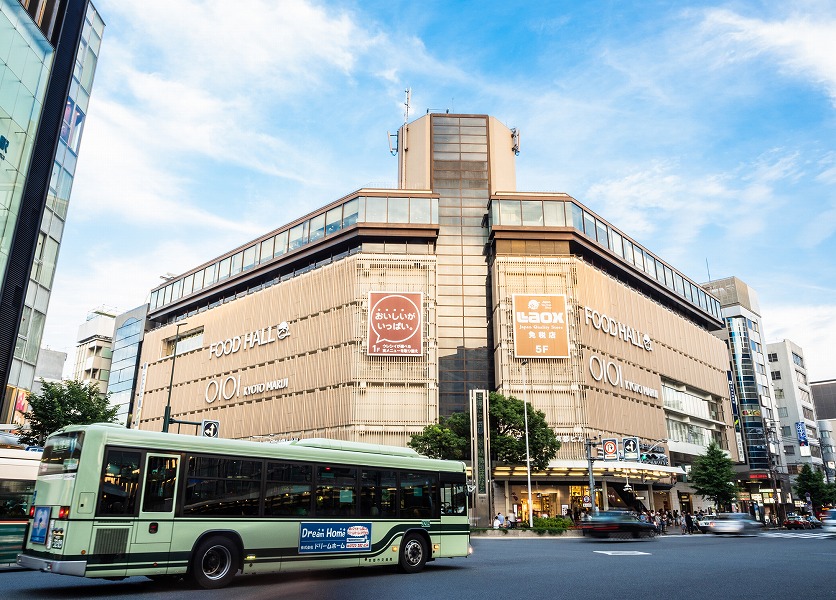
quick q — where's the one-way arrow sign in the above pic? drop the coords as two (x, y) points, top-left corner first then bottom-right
(202, 420), (220, 438)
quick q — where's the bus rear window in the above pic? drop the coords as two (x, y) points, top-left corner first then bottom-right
(39, 432), (84, 476)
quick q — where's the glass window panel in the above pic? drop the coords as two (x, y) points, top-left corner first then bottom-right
(343, 198), (360, 226)
(583, 212), (597, 240)
(366, 197), (387, 222)
(325, 206), (342, 234)
(182, 274), (194, 296)
(521, 201), (543, 226)
(644, 253), (656, 277)
(595, 219), (608, 248)
(217, 257), (231, 281)
(360, 469), (397, 518)
(543, 202), (566, 226)
(149, 290), (159, 310)
(274, 231), (288, 256)
(566, 202), (584, 231)
(228, 252), (242, 276)
(260, 238), (274, 263)
(633, 246), (644, 271)
(499, 200), (521, 225)
(610, 230), (623, 258)
(388, 197), (409, 223)
(193, 268), (204, 291)
(664, 265), (674, 288)
(622, 239), (634, 264)
(163, 284), (172, 305)
(171, 279), (182, 301)
(490, 201), (500, 226)
(243, 245), (258, 270)
(410, 197), (431, 223)
(288, 222), (309, 250)
(655, 257), (665, 282)
(204, 263), (217, 286)
(315, 466), (357, 517)
(674, 273), (685, 296)
(400, 472), (438, 519)
(97, 449), (140, 516)
(309, 213), (326, 241)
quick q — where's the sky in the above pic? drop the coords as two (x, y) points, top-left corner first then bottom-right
(42, 0), (836, 382)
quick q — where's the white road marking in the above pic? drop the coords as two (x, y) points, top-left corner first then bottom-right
(593, 550), (651, 555)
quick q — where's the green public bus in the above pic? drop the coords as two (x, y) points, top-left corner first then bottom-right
(17, 424), (470, 588)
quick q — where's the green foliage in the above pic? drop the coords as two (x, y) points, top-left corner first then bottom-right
(20, 380), (119, 446)
(407, 393), (560, 471)
(531, 516), (573, 532)
(689, 441), (738, 509)
(792, 464), (832, 509)
(407, 413), (469, 460)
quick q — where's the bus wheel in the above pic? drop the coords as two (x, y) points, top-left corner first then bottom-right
(399, 534), (427, 574)
(191, 536), (238, 589)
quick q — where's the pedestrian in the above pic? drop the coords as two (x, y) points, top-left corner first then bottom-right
(497, 512), (506, 528)
(493, 514), (500, 529)
(685, 512), (694, 534)
(507, 512), (517, 529)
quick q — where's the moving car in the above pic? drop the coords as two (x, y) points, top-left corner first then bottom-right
(708, 513), (763, 535)
(805, 515), (823, 529)
(696, 514), (715, 533)
(822, 511), (836, 535)
(784, 513), (812, 530)
(581, 510), (657, 539)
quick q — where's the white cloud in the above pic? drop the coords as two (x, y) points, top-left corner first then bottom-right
(763, 303), (836, 382)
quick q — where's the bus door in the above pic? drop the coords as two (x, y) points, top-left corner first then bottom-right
(133, 454), (179, 574)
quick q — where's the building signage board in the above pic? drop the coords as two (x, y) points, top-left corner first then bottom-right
(588, 354), (659, 399)
(207, 322), (290, 359)
(583, 306), (652, 351)
(512, 294), (569, 358)
(368, 292), (423, 356)
(796, 421), (809, 446)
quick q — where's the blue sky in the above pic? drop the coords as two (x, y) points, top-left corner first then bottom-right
(44, 0), (836, 381)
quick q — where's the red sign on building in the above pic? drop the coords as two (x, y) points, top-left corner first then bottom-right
(367, 292), (423, 356)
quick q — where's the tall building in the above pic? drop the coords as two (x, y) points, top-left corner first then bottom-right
(0, 0), (104, 422)
(767, 340), (822, 492)
(127, 113), (736, 523)
(106, 304), (148, 426)
(703, 277), (787, 520)
(72, 306), (114, 391)
(811, 379), (836, 483)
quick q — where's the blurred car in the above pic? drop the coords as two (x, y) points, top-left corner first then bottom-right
(784, 513), (812, 530)
(709, 513), (763, 535)
(805, 515), (823, 529)
(581, 510), (658, 539)
(696, 515), (715, 533)
(821, 511), (836, 535)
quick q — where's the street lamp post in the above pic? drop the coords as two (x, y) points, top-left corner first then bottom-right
(162, 321), (187, 433)
(521, 360), (533, 528)
(584, 436), (599, 514)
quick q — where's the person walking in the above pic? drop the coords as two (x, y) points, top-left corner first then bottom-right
(507, 512), (517, 529)
(685, 512), (694, 534)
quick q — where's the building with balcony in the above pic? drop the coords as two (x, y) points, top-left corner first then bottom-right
(72, 306), (114, 391)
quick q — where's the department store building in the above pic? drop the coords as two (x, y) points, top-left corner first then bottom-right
(131, 113), (736, 523)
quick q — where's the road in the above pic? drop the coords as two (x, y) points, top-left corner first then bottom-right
(4, 532), (833, 600)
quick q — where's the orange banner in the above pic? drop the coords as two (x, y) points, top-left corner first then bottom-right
(512, 294), (570, 358)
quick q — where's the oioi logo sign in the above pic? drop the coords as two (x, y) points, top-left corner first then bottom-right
(367, 292), (423, 356)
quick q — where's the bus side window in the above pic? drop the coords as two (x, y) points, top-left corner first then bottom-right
(97, 450), (141, 516)
(441, 482), (467, 515)
(142, 456), (178, 513)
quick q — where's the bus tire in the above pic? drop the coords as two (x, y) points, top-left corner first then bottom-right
(191, 535), (238, 589)
(398, 533), (427, 574)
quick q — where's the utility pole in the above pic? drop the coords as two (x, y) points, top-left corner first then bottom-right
(162, 322), (187, 433)
(585, 436), (599, 514)
(521, 360), (533, 527)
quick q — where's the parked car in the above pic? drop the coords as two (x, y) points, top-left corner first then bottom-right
(581, 510), (658, 539)
(805, 515), (823, 529)
(709, 513), (763, 535)
(784, 513), (812, 530)
(821, 511), (836, 535)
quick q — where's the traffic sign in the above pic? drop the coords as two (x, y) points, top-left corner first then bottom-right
(622, 437), (639, 461)
(602, 438), (618, 461)
(201, 420), (220, 438)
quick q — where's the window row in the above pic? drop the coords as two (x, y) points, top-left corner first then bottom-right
(96, 448), (467, 521)
(489, 198), (722, 320)
(150, 195), (439, 311)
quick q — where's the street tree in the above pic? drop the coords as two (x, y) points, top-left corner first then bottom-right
(21, 380), (119, 446)
(689, 441), (738, 509)
(793, 464), (832, 511)
(407, 393), (560, 471)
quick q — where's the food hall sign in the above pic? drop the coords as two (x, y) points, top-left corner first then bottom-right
(584, 306), (652, 351)
(208, 321), (290, 359)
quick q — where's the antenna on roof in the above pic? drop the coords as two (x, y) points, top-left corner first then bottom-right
(404, 87), (411, 124)
(511, 128), (521, 156)
(706, 258), (711, 282)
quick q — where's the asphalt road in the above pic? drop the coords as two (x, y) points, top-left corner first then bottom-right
(4, 531), (833, 600)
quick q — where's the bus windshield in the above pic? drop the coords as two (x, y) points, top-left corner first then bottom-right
(38, 432), (84, 476)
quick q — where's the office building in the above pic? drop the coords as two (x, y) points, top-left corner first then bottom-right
(126, 113), (737, 522)
(703, 277), (787, 520)
(812, 379), (836, 484)
(106, 304), (148, 427)
(767, 340), (822, 495)
(0, 0), (104, 422)
(71, 306), (114, 391)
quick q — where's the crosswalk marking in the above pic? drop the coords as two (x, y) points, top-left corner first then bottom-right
(761, 531), (832, 539)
